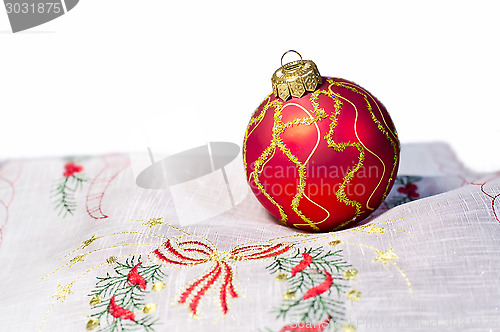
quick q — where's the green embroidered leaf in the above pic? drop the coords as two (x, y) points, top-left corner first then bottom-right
(266, 247), (353, 331)
(88, 256), (167, 332)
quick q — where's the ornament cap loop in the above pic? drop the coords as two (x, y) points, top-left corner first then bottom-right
(272, 50), (322, 101)
(280, 50), (304, 70)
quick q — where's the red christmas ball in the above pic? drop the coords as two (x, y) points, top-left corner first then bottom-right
(243, 53), (400, 232)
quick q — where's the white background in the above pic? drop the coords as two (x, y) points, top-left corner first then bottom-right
(0, 0), (499, 171)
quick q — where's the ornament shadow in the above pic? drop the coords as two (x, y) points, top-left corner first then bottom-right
(135, 142), (249, 226)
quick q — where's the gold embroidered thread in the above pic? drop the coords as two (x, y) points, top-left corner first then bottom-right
(143, 303), (157, 313)
(86, 318), (99, 330)
(267, 218), (407, 246)
(341, 241), (412, 293)
(343, 323), (357, 332)
(69, 254), (88, 267)
(152, 281), (166, 291)
(276, 273), (288, 281)
(354, 220), (412, 235)
(60, 231), (170, 260)
(106, 256), (118, 265)
(344, 269), (358, 280)
(89, 295), (102, 307)
(53, 283), (74, 302)
(347, 289), (361, 302)
(142, 217), (165, 228)
(44, 244), (159, 280)
(373, 248), (398, 265)
(283, 289), (296, 300)
(82, 235), (97, 249)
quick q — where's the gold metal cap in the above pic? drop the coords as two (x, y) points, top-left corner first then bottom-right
(272, 50), (322, 101)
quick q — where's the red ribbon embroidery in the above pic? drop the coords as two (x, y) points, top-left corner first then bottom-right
(108, 296), (135, 321)
(127, 262), (147, 290)
(291, 252), (312, 277)
(303, 271), (333, 300)
(86, 154), (130, 220)
(154, 236), (291, 316)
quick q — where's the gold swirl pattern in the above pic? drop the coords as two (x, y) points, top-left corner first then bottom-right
(341, 82), (399, 141)
(327, 78), (399, 209)
(320, 90), (365, 229)
(326, 84), (380, 212)
(244, 99), (287, 223)
(243, 93), (274, 175)
(283, 101), (326, 230)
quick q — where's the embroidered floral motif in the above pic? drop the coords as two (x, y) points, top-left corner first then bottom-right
(384, 176), (423, 208)
(153, 235), (292, 317)
(266, 247), (352, 331)
(52, 160), (87, 217)
(397, 183), (419, 198)
(40, 219), (413, 331)
(88, 256), (166, 332)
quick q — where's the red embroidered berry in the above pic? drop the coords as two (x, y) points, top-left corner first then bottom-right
(63, 162), (83, 177)
(303, 271), (333, 300)
(127, 262), (147, 290)
(108, 296), (135, 321)
(397, 183), (420, 198)
(291, 252), (313, 277)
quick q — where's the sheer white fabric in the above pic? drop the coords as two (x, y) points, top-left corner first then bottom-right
(0, 143), (498, 332)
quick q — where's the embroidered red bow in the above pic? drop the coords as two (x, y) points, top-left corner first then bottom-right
(154, 236), (291, 317)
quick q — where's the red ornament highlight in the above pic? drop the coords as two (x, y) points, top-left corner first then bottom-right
(243, 77), (400, 232)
